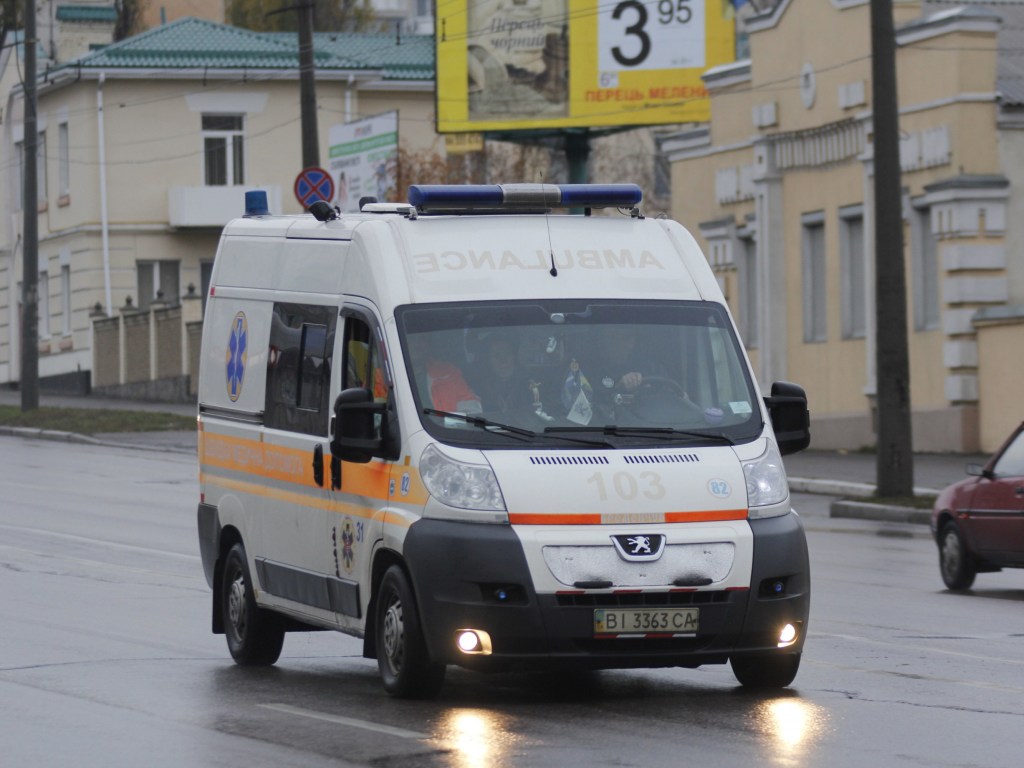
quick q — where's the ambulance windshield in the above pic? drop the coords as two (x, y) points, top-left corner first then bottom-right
(396, 300), (763, 447)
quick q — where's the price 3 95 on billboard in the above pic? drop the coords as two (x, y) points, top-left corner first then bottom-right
(436, 0), (735, 133)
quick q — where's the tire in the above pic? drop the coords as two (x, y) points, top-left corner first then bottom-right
(221, 543), (285, 666)
(939, 521), (977, 590)
(731, 653), (801, 689)
(375, 565), (446, 699)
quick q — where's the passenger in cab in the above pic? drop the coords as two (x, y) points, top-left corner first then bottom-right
(408, 334), (480, 414)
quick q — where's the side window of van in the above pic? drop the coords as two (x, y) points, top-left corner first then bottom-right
(343, 317), (389, 440)
(265, 303), (336, 436)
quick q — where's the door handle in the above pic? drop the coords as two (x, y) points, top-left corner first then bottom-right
(312, 444), (325, 487)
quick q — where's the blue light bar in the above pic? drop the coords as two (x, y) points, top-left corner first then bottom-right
(407, 183), (642, 213)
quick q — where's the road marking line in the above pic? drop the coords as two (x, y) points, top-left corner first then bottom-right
(0, 523), (199, 561)
(259, 703), (428, 739)
(816, 631), (1024, 666)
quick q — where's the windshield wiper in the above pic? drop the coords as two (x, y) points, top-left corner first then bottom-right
(545, 425), (735, 445)
(424, 408), (535, 438)
(424, 409), (613, 447)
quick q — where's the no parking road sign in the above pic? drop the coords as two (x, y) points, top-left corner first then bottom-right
(294, 167), (335, 209)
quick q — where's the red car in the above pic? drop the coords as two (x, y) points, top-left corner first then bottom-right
(931, 422), (1024, 590)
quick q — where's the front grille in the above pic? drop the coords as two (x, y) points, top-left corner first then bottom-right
(623, 453), (700, 464)
(529, 455), (610, 465)
(554, 590), (733, 608)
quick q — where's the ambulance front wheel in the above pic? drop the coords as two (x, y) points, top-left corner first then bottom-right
(375, 565), (446, 699)
(221, 543), (285, 666)
(731, 652), (801, 688)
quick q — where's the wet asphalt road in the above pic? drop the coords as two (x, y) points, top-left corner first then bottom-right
(1, 435), (1022, 768)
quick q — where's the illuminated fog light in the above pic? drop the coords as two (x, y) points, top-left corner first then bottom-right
(455, 629), (492, 655)
(778, 623), (798, 647)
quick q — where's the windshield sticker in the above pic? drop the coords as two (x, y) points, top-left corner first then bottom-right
(225, 311), (248, 402)
(729, 401), (752, 414)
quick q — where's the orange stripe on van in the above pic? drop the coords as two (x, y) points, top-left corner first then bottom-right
(665, 509), (748, 523)
(508, 513), (603, 525)
(199, 431), (394, 501)
(508, 509), (748, 525)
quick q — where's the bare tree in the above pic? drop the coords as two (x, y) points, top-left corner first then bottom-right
(226, 0), (375, 32)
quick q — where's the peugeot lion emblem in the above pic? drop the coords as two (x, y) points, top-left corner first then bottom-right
(611, 534), (666, 562)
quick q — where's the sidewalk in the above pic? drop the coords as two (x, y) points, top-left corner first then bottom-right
(1, 389), (986, 523)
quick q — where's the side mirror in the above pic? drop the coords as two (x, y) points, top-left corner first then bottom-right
(331, 388), (386, 464)
(763, 381), (811, 456)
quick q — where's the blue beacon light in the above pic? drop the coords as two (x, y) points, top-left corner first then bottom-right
(244, 190), (269, 217)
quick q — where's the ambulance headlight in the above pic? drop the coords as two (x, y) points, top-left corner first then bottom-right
(420, 445), (506, 512)
(743, 441), (790, 516)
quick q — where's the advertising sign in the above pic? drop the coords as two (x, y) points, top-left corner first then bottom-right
(328, 111), (399, 213)
(436, 0), (736, 133)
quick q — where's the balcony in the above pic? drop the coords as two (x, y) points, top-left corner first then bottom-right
(168, 185), (282, 227)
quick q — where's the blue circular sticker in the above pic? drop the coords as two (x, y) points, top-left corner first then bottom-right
(226, 311), (248, 402)
(708, 478), (732, 498)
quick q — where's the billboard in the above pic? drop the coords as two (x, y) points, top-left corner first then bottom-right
(436, 0), (736, 133)
(328, 111), (399, 212)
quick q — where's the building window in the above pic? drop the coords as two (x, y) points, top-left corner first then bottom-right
(802, 213), (827, 343)
(58, 122), (70, 202)
(14, 133), (46, 210)
(202, 114), (244, 186)
(738, 236), (758, 349)
(839, 206), (866, 339)
(137, 260), (180, 311)
(38, 271), (50, 339)
(61, 264), (72, 336)
(913, 206), (940, 331)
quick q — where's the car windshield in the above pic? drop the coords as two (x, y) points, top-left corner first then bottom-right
(395, 299), (763, 448)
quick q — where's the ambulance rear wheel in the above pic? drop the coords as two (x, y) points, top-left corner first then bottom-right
(375, 565), (446, 698)
(221, 543), (285, 666)
(731, 653), (801, 688)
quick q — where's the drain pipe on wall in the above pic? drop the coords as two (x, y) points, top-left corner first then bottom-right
(97, 73), (112, 316)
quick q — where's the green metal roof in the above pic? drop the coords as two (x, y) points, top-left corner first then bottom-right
(53, 17), (434, 80)
(312, 32), (434, 80)
(56, 4), (118, 22)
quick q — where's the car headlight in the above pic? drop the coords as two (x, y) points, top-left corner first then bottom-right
(743, 440), (790, 516)
(420, 444), (506, 511)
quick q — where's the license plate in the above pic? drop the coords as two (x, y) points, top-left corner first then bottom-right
(594, 608), (699, 636)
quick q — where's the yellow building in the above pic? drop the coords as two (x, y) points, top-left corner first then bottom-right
(668, 0), (1024, 452)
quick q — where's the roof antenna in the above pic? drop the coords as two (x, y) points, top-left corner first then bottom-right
(545, 212), (557, 277)
(396, 21), (401, 46)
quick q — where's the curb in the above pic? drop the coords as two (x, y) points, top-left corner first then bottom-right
(829, 499), (933, 526)
(789, 476), (938, 526)
(0, 426), (194, 455)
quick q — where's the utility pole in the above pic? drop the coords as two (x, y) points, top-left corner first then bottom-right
(297, 0), (319, 168)
(870, 0), (914, 496)
(21, 0), (39, 412)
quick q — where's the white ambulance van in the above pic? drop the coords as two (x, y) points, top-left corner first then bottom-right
(197, 184), (812, 698)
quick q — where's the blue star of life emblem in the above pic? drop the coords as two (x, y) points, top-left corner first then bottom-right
(226, 311), (248, 402)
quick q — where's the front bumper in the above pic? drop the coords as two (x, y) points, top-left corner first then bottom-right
(403, 513), (810, 670)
